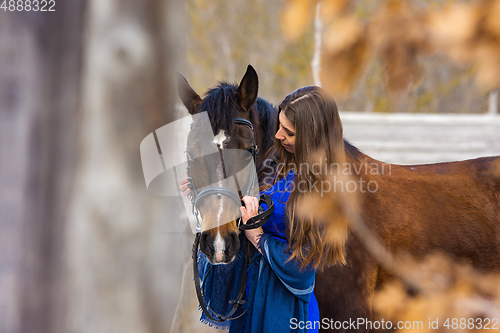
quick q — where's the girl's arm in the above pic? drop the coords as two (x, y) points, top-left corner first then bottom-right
(258, 233), (316, 301)
(240, 196), (316, 300)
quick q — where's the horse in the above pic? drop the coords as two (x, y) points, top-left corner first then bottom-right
(178, 65), (500, 331)
(177, 65), (277, 264)
(313, 148), (500, 332)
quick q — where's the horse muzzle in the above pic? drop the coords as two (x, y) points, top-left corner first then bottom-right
(200, 227), (240, 264)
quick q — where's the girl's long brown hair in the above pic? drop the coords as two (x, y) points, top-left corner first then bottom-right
(273, 86), (347, 270)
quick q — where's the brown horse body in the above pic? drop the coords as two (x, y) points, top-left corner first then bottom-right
(316, 147), (500, 332)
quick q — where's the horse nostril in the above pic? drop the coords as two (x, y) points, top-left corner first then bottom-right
(200, 232), (215, 255)
(227, 231), (240, 256)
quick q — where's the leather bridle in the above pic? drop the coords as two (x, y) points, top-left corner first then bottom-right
(188, 117), (274, 322)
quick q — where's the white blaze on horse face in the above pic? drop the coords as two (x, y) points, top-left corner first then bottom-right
(214, 233), (224, 262)
(213, 130), (228, 148)
(213, 129), (229, 263)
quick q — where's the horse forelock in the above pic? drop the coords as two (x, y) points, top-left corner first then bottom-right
(255, 97), (277, 154)
(201, 82), (270, 137)
(202, 82), (241, 135)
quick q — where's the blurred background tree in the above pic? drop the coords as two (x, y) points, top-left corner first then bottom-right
(178, 0), (316, 106)
(180, 0), (499, 113)
(0, 1), (192, 333)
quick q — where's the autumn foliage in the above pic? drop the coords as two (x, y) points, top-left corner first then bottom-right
(281, 0), (500, 96)
(374, 253), (500, 333)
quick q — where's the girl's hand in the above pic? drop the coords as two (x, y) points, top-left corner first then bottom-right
(240, 196), (264, 253)
(178, 171), (191, 198)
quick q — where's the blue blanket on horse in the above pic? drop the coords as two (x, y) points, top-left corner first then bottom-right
(198, 172), (319, 332)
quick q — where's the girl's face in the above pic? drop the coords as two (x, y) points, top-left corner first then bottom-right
(275, 111), (296, 153)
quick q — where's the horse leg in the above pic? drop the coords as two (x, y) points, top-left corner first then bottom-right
(315, 236), (379, 333)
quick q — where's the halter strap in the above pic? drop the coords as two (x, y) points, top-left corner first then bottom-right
(234, 118), (253, 130)
(194, 187), (242, 208)
(235, 118), (259, 163)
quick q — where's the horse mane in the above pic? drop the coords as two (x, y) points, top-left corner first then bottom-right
(343, 139), (363, 161)
(255, 97), (277, 156)
(201, 81), (277, 157)
(201, 82), (242, 135)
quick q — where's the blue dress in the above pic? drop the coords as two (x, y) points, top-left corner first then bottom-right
(198, 172), (319, 333)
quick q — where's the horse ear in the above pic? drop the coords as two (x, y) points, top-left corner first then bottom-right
(177, 73), (202, 115)
(236, 65), (259, 112)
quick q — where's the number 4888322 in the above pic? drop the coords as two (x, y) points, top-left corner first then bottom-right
(443, 318), (499, 330)
(1, 0), (56, 11)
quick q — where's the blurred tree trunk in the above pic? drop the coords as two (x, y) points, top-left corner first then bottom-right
(0, 3), (86, 333)
(0, 0), (194, 332)
(312, 1), (322, 87)
(65, 0), (187, 332)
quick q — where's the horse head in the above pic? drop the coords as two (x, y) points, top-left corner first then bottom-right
(178, 65), (263, 264)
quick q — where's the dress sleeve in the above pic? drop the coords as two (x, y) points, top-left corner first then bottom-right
(257, 233), (316, 302)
